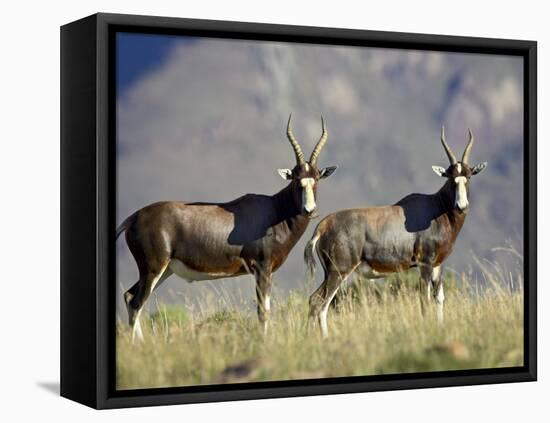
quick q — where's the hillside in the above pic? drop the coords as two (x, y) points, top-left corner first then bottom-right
(116, 35), (524, 315)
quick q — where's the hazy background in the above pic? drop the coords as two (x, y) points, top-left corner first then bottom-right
(116, 33), (523, 317)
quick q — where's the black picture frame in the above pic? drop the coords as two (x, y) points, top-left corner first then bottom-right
(60, 12), (537, 409)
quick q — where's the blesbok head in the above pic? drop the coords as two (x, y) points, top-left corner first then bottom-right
(432, 127), (487, 212)
(277, 114), (338, 219)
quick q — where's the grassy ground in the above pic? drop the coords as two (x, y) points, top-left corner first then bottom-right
(116, 257), (524, 390)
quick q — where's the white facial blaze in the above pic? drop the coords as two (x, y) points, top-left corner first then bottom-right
(454, 176), (469, 210)
(300, 177), (316, 213)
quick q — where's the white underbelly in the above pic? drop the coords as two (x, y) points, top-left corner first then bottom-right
(356, 262), (386, 279)
(169, 259), (232, 282)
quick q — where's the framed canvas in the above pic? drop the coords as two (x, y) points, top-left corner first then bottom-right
(60, 13), (537, 409)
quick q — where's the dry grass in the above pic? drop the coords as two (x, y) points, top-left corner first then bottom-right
(116, 254), (524, 390)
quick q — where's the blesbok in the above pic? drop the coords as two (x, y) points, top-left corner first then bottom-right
(304, 128), (487, 337)
(116, 115), (337, 341)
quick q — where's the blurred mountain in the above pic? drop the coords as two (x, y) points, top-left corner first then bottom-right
(116, 37), (523, 315)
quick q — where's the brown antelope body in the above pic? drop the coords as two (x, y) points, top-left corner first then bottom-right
(116, 116), (337, 341)
(304, 128), (487, 337)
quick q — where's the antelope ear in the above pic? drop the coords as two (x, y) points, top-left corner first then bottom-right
(471, 162), (488, 175)
(320, 165), (338, 179)
(277, 168), (293, 180)
(432, 165), (448, 177)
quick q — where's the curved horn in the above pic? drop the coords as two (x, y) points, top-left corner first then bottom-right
(440, 126), (457, 165)
(461, 128), (474, 164)
(309, 116), (328, 166)
(286, 114), (305, 165)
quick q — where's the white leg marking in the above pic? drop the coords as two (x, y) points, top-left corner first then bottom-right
(425, 281), (432, 302)
(432, 265), (441, 282)
(436, 303), (444, 324)
(146, 266), (169, 299)
(131, 265), (169, 344)
(261, 293), (270, 336)
(151, 267), (173, 293)
(132, 308), (144, 343)
(318, 263), (361, 338)
(435, 285), (445, 304)
(319, 288), (339, 339)
(432, 265), (444, 324)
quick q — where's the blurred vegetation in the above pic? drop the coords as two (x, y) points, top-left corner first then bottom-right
(116, 252), (524, 390)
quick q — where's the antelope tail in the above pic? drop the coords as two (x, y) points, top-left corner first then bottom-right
(115, 212), (137, 240)
(304, 232), (321, 284)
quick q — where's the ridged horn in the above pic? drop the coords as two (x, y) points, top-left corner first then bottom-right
(309, 116), (328, 166)
(440, 126), (457, 165)
(461, 128), (474, 165)
(286, 114), (305, 165)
